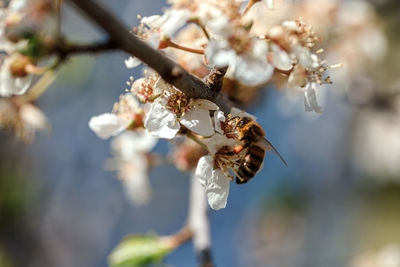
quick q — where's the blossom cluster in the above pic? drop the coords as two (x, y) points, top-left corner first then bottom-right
(89, 75), (254, 209)
(0, 0), (57, 142)
(89, 0), (338, 209)
(0, 0), (343, 209)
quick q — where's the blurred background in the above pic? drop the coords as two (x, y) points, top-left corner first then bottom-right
(1, 0), (400, 266)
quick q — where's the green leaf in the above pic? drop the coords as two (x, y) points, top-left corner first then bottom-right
(108, 235), (172, 267)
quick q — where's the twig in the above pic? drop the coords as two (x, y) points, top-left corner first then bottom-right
(55, 39), (118, 58)
(166, 40), (205, 55)
(188, 173), (214, 267)
(68, 0), (219, 102)
(204, 66), (229, 93)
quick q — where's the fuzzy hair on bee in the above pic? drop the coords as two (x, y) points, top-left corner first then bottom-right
(223, 115), (287, 184)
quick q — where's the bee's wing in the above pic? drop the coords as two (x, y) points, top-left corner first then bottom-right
(263, 138), (288, 167)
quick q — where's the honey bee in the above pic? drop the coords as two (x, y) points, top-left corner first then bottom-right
(223, 116), (287, 184)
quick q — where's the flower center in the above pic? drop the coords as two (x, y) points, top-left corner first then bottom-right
(165, 91), (191, 118)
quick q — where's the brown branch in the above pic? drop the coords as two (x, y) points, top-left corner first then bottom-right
(204, 66), (228, 93)
(67, 0), (219, 102)
(54, 39), (118, 58)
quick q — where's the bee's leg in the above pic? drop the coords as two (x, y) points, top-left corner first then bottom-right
(235, 176), (247, 184)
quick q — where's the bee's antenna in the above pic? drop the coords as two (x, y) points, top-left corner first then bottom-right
(265, 138), (288, 167)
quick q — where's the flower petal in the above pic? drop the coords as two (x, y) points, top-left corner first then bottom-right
(111, 132), (157, 159)
(124, 57), (141, 69)
(195, 155), (214, 187)
(122, 155), (153, 206)
(214, 110), (226, 134)
(180, 106), (214, 137)
(161, 9), (192, 37)
(191, 99), (219, 111)
(234, 55), (273, 86)
(206, 169), (230, 210)
(203, 133), (240, 155)
(206, 40), (236, 68)
(304, 83), (322, 113)
(270, 44), (292, 71)
(144, 100), (180, 139)
(293, 45), (313, 69)
(0, 58), (32, 96)
(89, 113), (126, 139)
(264, 0), (274, 9)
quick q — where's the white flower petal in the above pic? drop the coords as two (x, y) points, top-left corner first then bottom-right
(191, 99), (219, 111)
(206, 16), (230, 37)
(154, 77), (173, 95)
(287, 65), (307, 88)
(111, 132), (157, 159)
(203, 133), (240, 155)
(304, 83), (322, 113)
(252, 39), (268, 59)
(19, 104), (48, 131)
(264, 0), (274, 9)
(293, 45), (313, 69)
(89, 113), (126, 139)
(144, 99), (180, 139)
(234, 56), (273, 86)
(195, 155), (214, 187)
(180, 106), (214, 137)
(195, 155), (230, 210)
(206, 40), (236, 68)
(9, 0), (27, 11)
(124, 57), (141, 69)
(206, 169), (230, 210)
(141, 15), (163, 28)
(271, 44), (293, 71)
(123, 155), (152, 206)
(147, 32), (161, 49)
(161, 9), (192, 37)
(214, 110), (226, 134)
(0, 58), (32, 96)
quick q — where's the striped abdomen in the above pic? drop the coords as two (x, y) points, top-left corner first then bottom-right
(236, 145), (265, 184)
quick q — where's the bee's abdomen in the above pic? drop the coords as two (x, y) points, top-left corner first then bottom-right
(236, 145), (265, 184)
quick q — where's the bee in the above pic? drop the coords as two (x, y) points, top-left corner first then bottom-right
(223, 116), (287, 184)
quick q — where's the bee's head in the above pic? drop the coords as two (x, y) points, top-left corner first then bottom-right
(236, 117), (252, 129)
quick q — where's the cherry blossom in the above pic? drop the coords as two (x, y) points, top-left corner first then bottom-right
(144, 89), (218, 139)
(206, 38), (273, 86)
(106, 131), (157, 205)
(195, 155), (230, 210)
(195, 133), (239, 210)
(89, 94), (144, 139)
(0, 56), (33, 96)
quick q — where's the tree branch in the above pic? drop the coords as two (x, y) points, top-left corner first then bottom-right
(67, 0), (219, 102)
(55, 40), (118, 58)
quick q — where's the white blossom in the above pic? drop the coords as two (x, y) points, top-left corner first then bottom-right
(89, 113), (126, 139)
(144, 96), (218, 139)
(88, 94), (143, 139)
(107, 132), (157, 206)
(0, 57), (32, 97)
(206, 39), (273, 86)
(144, 98), (180, 139)
(142, 9), (192, 38)
(195, 132), (241, 210)
(195, 155), (230, 210)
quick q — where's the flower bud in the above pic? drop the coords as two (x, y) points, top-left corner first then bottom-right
(9, 54), (32, 78)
